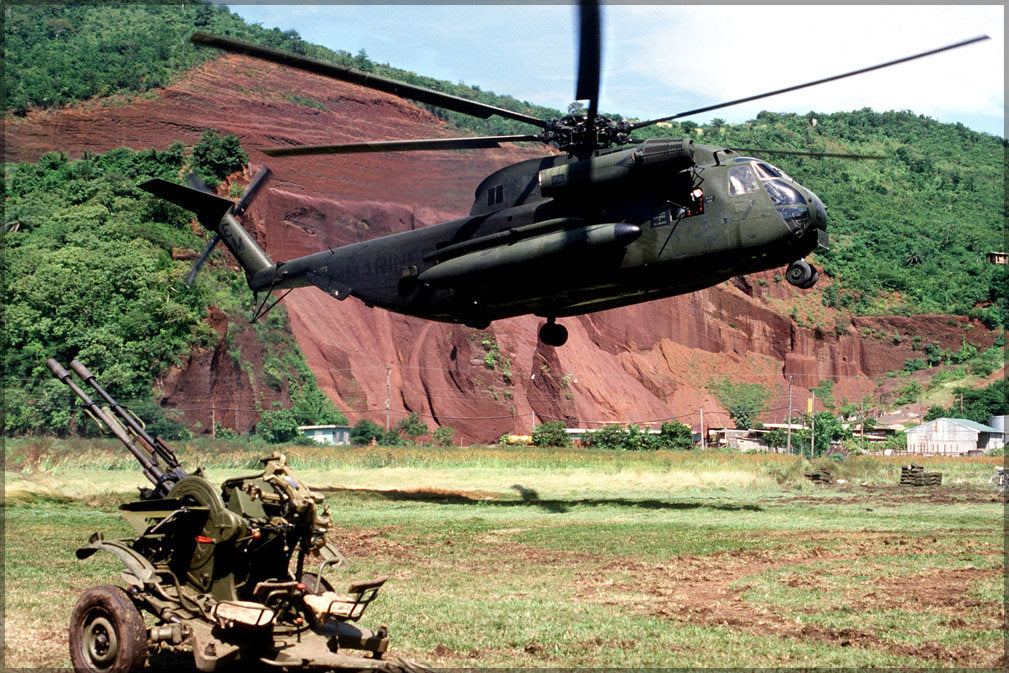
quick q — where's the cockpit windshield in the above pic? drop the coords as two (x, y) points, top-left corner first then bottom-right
(729, 159), (809, 232)
(752, 162), (792, 181)
(763, 179), (806, 207)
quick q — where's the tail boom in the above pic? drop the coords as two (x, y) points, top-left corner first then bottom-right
(140, 178), (276, 282)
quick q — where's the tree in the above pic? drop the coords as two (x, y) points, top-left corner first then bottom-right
(432, 426), (455, 447)
(350, 419), (384, 445)
(531, 422), (571, 447)
(655, 421), (694, 450)
(393, 412), (428, 444)
(190, 130), (247, 189)
(259, 405), (300, 443)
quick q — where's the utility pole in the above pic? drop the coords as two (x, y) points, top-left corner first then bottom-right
(700, 408), (706, 450)
(860, 399), (865, 452)
(786, 375), (793, 455)
(809, 391), (816, 459)
(385, 366), (391, 432)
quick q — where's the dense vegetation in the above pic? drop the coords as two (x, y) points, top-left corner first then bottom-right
(4, 3), (557, 135)
(3, 139), (344, 437)
(922, 379), (1007, 425)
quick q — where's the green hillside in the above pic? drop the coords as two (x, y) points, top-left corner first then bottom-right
(2, 137), (345, 438)
(4, 3), (557, 133)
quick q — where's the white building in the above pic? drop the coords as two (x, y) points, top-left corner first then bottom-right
(298, 425), (352, 446)
(905, 418), (1003, 456)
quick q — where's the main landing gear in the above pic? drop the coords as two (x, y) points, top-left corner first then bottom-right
(786, 259), (819, 289)
(538, 318), (568, 347)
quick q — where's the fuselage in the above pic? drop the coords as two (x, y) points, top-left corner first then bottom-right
(256, 139), (827, 327)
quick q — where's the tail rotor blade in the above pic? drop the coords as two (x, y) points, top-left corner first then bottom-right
(235, 166), (271, 217)
(180, 167), (269, 287)
(186, 172), (211, 193)
(184, 233), (221, 287)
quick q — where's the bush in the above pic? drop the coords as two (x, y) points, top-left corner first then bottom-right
(706, 377), (771, 429)
(655, 420), (694, 450)
(258, 405), (300, 444)
(531, 422), (571, 448)
(432, 426), (455, 447)
(393, 412), (428, 444)
(190, 130), (247, 189)
(350, 419), (384, 445)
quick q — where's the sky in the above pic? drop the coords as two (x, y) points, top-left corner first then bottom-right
(224, 3), (1005, 137)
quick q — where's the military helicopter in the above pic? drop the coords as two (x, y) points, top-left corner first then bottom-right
(141, 2), (987, 346)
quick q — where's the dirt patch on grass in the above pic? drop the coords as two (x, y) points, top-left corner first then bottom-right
(327, 525), (416, 561)
(570, 530), (1004, 666)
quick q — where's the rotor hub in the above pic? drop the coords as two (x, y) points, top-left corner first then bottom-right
(542, 114), (633, 154)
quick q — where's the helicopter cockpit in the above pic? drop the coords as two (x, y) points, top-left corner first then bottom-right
(728, 158), (817, 234)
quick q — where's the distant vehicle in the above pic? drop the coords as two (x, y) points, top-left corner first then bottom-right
(142, 3), (986, 346)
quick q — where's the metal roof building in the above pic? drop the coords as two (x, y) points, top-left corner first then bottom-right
(905, 417), (1003, 456)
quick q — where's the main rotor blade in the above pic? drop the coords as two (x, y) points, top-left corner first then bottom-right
(631, 35), (990, 130)
(575, 0), (602, 126)
(191, 31), (549, 129)
(261, 135), (543, 157)
(729, 147), (886, 160)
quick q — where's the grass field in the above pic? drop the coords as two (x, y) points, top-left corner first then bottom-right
(3, 438), (1006, 669)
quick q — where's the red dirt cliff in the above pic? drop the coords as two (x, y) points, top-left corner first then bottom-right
(5, 55), (997, 442)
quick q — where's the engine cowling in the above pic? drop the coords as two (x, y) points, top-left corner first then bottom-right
(538, 138), (695, 198)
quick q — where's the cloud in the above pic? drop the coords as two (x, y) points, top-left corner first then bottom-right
(611, 5), (1003, 127)
(227, 4), (1003, 135)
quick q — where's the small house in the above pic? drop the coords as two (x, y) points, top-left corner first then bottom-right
(905, 418), (1003, 456)
(298, 424), (352, 446)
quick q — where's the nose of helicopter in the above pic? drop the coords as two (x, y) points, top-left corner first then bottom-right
(808, 192), (827, 231)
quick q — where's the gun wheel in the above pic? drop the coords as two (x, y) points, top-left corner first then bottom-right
(69, 585), (147, 673)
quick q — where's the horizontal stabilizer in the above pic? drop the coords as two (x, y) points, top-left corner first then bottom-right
(139, 179), (234, 228)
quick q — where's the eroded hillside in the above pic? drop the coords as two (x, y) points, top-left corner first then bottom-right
(6, 54), (1000, 442)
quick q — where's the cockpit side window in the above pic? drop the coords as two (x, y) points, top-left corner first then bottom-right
(727, 165), (760, 196)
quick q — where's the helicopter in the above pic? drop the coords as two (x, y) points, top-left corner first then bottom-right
(141, 2), (987, 347)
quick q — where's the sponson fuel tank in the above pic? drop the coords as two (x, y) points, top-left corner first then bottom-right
(418, 222), (642, 285)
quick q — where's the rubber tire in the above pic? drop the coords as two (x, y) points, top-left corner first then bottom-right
(69, 585), (147, 673)
(786, 259), (813, 288)
(800, 268), (819, 289)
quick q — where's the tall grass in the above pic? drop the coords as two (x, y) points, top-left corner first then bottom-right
(5, 437), (999, 489)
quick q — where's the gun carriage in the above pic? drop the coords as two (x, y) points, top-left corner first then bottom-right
(48, 358), (416, 673)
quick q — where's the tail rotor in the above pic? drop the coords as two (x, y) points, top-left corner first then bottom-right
(173, 167), (272, 287)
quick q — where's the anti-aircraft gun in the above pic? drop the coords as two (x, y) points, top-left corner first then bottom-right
(49, 358), (415, 673)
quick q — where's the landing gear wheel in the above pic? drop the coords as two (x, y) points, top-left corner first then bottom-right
(69, 585), (147, 673)
(538, 320), (568, 347)
(786, 259), (818, 288)
(803, 267), (819, 289)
